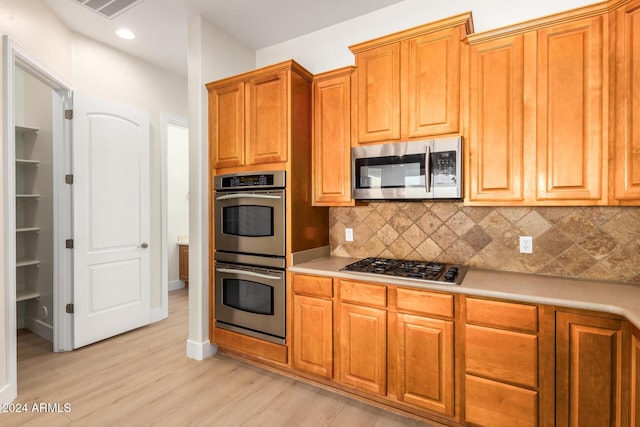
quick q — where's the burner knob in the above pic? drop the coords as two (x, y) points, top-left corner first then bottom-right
(444, 267), (458, 281)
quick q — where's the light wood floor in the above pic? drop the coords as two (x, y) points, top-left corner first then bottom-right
(3, 289), (433, 427)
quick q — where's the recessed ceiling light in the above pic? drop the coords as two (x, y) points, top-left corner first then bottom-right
(115, 28), (136, 40)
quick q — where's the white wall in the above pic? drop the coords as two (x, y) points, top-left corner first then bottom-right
(167, 124), (189, 285)
(256, 0), (597, 73)
(186, 15), (254, 359)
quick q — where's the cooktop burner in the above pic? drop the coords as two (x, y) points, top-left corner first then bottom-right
(341, 257), (466, 285)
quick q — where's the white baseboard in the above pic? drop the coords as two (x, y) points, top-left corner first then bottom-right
(169, 280), (185, 291)
(0, 382), (17, 405)
(186, 339), (217, 361)
(24, 318), (53, 343)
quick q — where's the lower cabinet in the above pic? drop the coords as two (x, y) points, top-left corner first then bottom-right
(289, 274), (635, 427)
(292, 274), (334, 379)
(555, 311), (630, 427)
(337, 279), (388, 395)
(463, 297), (539, 427)
(339, 302), (387, 395)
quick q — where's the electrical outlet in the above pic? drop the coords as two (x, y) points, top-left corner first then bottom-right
(345, 228), (354, 242)
(520, 236), (533, 254)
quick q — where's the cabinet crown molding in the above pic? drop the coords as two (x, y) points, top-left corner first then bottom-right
(349, 12), (473, 54)
(205, 59), (312, 91)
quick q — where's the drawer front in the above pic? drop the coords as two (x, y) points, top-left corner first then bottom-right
(292, 274), (333, 298)
(466, 297), (538, 333)
(339, 280), (387, 308)
(465, 374), (538, 427)
(465, 324), (538, 388)
(396, 288), (454, 318)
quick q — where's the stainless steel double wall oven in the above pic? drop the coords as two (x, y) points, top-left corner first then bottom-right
(213, 171), (287, 344)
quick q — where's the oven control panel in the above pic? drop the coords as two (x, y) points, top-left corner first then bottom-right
(214, 170), (285, 190)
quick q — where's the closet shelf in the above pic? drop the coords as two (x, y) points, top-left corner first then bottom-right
(17, 259), (40, 268)
(16, 159), (40, 166)
(17, 227), (40, 233)
(15, 124), (39, 135)
(16, 194), (40, 199)
(16, 290), (40, 302)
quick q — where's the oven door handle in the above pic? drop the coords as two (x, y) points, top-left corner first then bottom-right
(216, 268), (282, 280)
(215, 194), (282, 201)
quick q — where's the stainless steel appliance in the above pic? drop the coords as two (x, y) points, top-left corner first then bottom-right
(214, 262), (286, 344)
(352, 137), (462, 200)
(341, 257), (466, 285)
(214, 171), (286, 268)
(213, 171), (287, 344)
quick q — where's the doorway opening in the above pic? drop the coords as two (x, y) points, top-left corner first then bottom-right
(161, 114), (188, 319)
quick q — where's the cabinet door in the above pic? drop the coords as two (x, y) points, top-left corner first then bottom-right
(613, 1), (640, 202)
(556, 312), (629, 427)
(312, 69), (354, 206)
(467, 35), (526, 203)
(339, 302), (387, 395)
(396, 313), (454, 416)
(293, 294), (333, 379)
(403, 25), (461, 138)
(536, 16), (606, 203)
(633, 332), (640, 426)
(178, 245), (188, 284)
(246, 70), (288, 165)
(354, 43), (401, 143)
(209, 82), (245, 169)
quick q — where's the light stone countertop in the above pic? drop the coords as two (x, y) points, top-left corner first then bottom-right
(289, 255), (640, 329)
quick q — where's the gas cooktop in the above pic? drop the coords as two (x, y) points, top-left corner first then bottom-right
(341, 257), (466, 285)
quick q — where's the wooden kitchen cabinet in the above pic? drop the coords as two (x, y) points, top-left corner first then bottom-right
(632, 329), (640, 426)
(466, 12), (608, 205)
(535, 15), (606, 203)
(611, 0), (640, 204)
(463, 297), (540, 426)
(207, 60), (312, 170)
(394, 288), (455, 416)
(178, 244), (188, 287)
(466, 34), (527, 203)
(350, 13), (472, 145)
(555, 311), (630, 427)
(337, 280), (387, 396)
(311, 67), (355, 206)
(292, 274), (334, 379)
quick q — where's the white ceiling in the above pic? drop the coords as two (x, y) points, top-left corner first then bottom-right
(43, 0), (406, 77)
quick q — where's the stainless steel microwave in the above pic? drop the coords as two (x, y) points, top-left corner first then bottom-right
(352, 137), (462, 201)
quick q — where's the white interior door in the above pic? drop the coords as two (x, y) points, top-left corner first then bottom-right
(72, 92), (150, 348)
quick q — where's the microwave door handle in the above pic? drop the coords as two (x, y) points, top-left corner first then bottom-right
(425, 145), (432, 193)
(215, 194), (282, 201)
(216, 268), (281, 281)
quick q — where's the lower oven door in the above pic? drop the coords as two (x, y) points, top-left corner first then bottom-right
(214, 263), (285, 345)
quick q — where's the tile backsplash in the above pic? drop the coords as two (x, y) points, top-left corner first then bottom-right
(330, 203), (640, 284)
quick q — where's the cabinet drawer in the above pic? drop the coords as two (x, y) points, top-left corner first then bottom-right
(465, 297), (538, 333)
(339, 280), (387, 308)
(396, 288), (454, 318)
(465, 324), (538, 388)
(465, 374), (538, 427)
(292, 275), (333, 298)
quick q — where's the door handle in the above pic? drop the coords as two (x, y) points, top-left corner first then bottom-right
(215, 193), (282, 201)
(139, 242), (149, 249)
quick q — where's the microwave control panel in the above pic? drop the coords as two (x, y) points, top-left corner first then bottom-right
(432, 151), (457, 187)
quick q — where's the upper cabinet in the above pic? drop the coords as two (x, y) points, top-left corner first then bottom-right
(466, 7), (610, 205)
(350, 13), (472, 145)
(207, 60), (313, 171)
(612, 0), (640, 204)
(312, 67), (355, 206)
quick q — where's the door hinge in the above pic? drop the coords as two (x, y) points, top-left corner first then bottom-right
(64, 109), (73, 120)
(66, 303), (74, 314)
(65, 174), (73, 184)
(65, 239), (74, 249)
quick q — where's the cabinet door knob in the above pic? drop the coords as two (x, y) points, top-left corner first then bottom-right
(140, 242), (149, 249)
